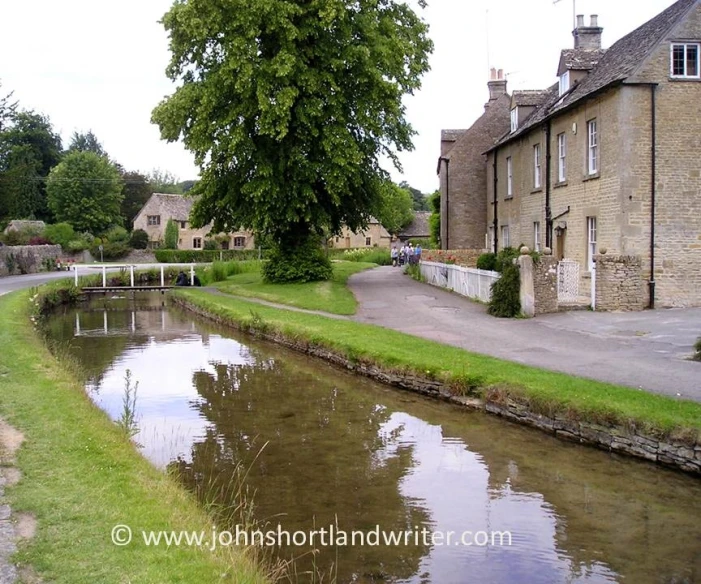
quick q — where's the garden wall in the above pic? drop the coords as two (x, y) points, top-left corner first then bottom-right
(0, 245), (62, 276)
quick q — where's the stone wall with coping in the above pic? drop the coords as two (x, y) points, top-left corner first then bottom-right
(0, 245), (62, 277)
(173, 295), (701, 476)
(420, 248), (487, 268)
(595, 254), (646, 311)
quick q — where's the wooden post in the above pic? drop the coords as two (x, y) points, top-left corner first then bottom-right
(102, 266), (106, 288)
(130, 265), (135, 288)
(190, 264), (195, 285)
(160, 265), (165, 287)
(74, 265), (78, 286)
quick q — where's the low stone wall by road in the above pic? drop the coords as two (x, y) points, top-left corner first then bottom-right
(0, 245), (62, 276)
(173, 295), (701, 476)
(533, 255), (559, 315)
(595, 254), (646, 311)
(420, 248), (486, 268)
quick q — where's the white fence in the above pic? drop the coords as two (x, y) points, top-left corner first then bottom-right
(557, 259), (580, 303)
(419, 261), (500, 303)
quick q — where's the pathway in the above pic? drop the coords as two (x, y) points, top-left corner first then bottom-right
(348, 266), (701, 402)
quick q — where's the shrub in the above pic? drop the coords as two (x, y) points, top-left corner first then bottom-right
(44, 223), (77, 249)
(476, 253), (497, 271)
(129, 229), (149, 250)
(66, 239), (89, 253)
(164, 220), (179, 249)
(208, 261), (228, 283)
(494, 247), (520, 273)
(89, 241), (131, 260)
(203, 238), (218, 250)
(27, 236), (52, 246)
(262, 238), (332, 283)
(328, 247), (392, 265)
(102, 225), (130, 244)
(488, 262), (521, 318)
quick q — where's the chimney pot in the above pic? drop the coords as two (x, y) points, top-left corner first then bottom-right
(576, 14), (584, 28)
(498, 68), (504, 80)
(590, 14), (598, 27)
(487, 67), (507, 101)
(490, 67), (497, 80)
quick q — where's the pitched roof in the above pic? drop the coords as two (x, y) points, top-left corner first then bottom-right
(558, 48), (607, 73)
(489, 0), (698, 151)
(441, 129), (468, 142)
(150, 193), (195, 221)
(512, 90), (551, 107)
(4, 220), (46, 234)
(400, 211), (431, 238)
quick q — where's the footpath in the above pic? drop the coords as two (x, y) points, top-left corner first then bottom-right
(348, 266), (701, 402)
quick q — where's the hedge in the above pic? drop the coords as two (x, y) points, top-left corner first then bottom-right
(154, 249), (263, 263)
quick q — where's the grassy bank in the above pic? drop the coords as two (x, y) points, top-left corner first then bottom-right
(174, 289), (701, 444)
(214, 261), (376, 315)
(0, 291), (271, 584)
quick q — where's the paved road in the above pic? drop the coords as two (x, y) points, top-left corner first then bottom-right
(348, 266), (701, 402)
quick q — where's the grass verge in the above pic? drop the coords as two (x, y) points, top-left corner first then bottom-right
(174, 289), (701, 444)
(214, 261), (376, 315)
(0, 291), (272, 584)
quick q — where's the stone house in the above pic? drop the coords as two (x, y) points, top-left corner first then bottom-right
(398, 211), (431, 243)
(132, 193), (254, 250)
(437, 69), (512, 250)
(485, 0), (701, 308)
(328, 217), (392, 249)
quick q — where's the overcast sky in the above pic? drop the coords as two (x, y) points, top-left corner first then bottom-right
(0, 0), (677, 194)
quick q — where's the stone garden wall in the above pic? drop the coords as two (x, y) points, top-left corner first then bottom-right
(595, 254), (646, 311)
(533, 254), (559, 315)
(0, 245), (62, 276)
(419, 248), (486, 268)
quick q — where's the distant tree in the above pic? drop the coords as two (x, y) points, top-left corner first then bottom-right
(67, 130), (107, 158)
(152, 0), (433, 282)
(399, 181), (429, 211)
(44, 222), (77, 249)
(146, 168), (183, 194)
(178, 179), (197, 193)
(0, 81), (17, 133)
(129, 229), (149, 249)
(46, 151), (124, 234)
(374, 182), (414, 235)
(163, 219), (179, 249)
(120, 171), (153, 229)
(0, 111), (63, 221)
(428, 190), (440, 248)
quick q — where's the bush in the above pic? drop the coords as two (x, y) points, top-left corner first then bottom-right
(164, 220), (179, 249)
(488, 262), (521, 318)
(208, 261), (228, 283)
(89, 241), (131, 260)
(66, 239), (89, 253)
(45, 223), (77, 249)
(203, 238), (218, 250)
(102, 225), (130, 244)
(154, 249), (263, 263)
(129, 229), (149, 250)
(27, 236), (52, 246)
(494, 247), (520, 273)
(328, 247), (392, 265)
(476, 253), (497, 271)
(262, 238), (332, 283)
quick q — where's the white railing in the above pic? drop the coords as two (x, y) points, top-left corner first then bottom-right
(419, 261), (500, 303)
(72, 263), (197, 287)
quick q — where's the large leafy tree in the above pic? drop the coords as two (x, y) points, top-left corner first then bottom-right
(374, 182), (414, 235)
(146, 168), (183, 194)
(152, 0), (432, 281)
(67, 130), (107, 158)
(120, 170), (153, 228)
(0, 111), (62, 221)
(399, 180), (429, 211)
(46, 151), (124, 234)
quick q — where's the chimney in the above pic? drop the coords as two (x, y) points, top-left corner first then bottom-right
(487, 67), (507, 102)
(573, 14), (603, 50)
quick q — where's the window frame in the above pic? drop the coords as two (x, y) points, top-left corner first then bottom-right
(586, 216), (597, 272)
(670, 42), (700, 78)
(233, 236), (246, 248)
(506, 156), (513, 198)
(365, 236), (372, 246)
(559, 70), (570, 96)
(587, 119), (598, 176)
(510, 108), (518, 133)
(533, 143), (542, 189)
(533, 221), (541, 252)
(557, 132), (567, 182)
(192, 237), (202, 249)
(180, 221), (187, 229)
(147, 215), (161, 226)
(501, 225), (510, 249)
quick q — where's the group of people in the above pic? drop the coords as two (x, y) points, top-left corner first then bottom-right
(391, 243), (422, 267)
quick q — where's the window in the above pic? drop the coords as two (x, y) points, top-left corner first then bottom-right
(671, 43), (700, 78)
(180, 221), (187, 229)
(510, 108), (518, 133)
(587, 217), (597, 271)
(147, 215), (161, 226)
(506, 157), (513, 197)
(533, 144), (542, 189)
(559, 71), (570, 96)
(533, 222), (541, 252)
(501, 225), (510, 249)
(587, 119), (598, 175)
(233, 236), (246, 248)
(193, 237), (202, 249)
(557, 133), (567, 182)
(365, 237), (372, 246)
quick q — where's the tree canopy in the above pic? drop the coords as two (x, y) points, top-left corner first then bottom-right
(67, 130), (107, 158)
(399, 180), (429, 211)
(374, 182), (414, 235)
(46, 151), (124, 234)
(152, 0), (432, 280)
(120, 170), (153, 228)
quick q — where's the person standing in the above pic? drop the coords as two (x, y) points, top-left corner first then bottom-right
(391, 246), (398, 267)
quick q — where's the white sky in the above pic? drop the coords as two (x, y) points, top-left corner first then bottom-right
(0, 0), (677, 194)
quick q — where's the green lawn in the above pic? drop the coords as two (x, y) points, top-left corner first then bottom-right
(176, 289), (701, 443)
(0, 291), (271, 584)
(214, 261), (376, 315)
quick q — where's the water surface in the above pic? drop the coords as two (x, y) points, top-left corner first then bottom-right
(44, 295), (701, 583)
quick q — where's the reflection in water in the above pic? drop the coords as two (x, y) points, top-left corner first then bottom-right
(45, 296), (701, 584)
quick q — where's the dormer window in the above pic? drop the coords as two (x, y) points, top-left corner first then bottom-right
(671, 43), (700, 78)
(510, 108), (518, 133)
(559, 71), (570, 96)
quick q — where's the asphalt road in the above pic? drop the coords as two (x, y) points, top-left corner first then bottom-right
(348, 266), (701, 402)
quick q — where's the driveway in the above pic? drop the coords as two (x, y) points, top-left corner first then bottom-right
(348, 266), (701, 402)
